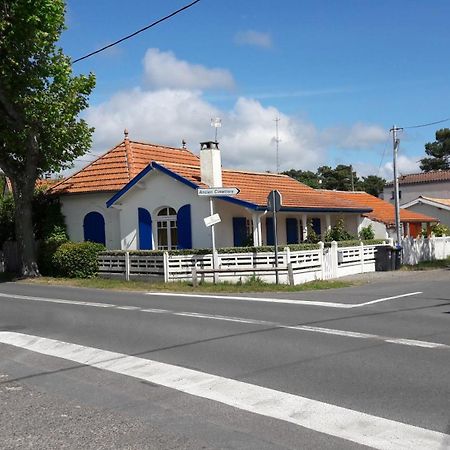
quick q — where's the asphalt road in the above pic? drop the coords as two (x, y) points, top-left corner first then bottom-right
(0, 270), (449, 449)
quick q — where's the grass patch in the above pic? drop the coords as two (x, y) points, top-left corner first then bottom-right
(400, 258), (450, 271)
(21, 276), (354, 293)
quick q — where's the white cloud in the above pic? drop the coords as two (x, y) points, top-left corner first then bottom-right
(323, 123), (388, 150)
(234, 30), (273, 49)
(79, 48), (393, 177)
(143, 48), (235, 90)
(382, 154), (421, 179)
(86, 91), (323, 173)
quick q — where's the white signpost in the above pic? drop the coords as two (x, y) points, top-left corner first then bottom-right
(204, 213), (221, 227)
(198, 187), (240, 196)
(198, 187), (240, 283)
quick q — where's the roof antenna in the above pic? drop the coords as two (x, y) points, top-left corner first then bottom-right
(274, 117), (280, 173)
(211, 117), (221, 142)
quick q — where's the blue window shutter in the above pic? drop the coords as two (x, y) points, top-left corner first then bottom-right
(138, 208), (152, 250)
(83, 212), (106, 245)
(266, 217), (274, 245)
(177, 204), (192, 249)
(312, 218), (321, 235)
(232, 217), (247, 247)
(286, 218), (298, 244)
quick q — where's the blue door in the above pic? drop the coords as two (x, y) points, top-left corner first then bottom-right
(312, 218), (321, 236)
(286, 218), (298, 244)
(83, 212), (106, 245)
(177, 204), (192, 249)
(138, 208), (152, 250)
(266, 217), (274, 245)
(232, 217), (247, 247)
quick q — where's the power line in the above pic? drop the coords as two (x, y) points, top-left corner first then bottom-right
(403, 117), (450, 130)
(72, 0), (202, 64)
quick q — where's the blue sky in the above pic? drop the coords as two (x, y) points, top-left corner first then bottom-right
(61, 0), (450, 179)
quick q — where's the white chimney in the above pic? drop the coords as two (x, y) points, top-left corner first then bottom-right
(200, 141), (222, 187)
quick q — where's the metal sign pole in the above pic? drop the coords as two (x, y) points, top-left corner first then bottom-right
(209, 197), (217, 283)
(272, 191), (279, 284)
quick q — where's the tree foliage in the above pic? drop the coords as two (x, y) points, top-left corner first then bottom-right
(0, 0), (95, 275)
(283, 165), (385, 197)
(282, 169), (321, 188)
(419, 128), (450, 172)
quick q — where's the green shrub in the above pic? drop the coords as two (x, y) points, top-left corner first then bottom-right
(430, 223), (450, 237)
(52, 241), (105, 278)
(38, 226), (69, 276)
(323, 218), (355, 242)
(358, 224), (375, 240)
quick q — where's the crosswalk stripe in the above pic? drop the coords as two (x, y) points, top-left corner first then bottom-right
(0, 331), (448, 450)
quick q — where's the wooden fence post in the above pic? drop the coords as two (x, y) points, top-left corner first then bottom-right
(163, 251), (169, 283)
(125, 251), (130, 281)
(287, 262), (294, 286)
(360, 241), (365, 273)
(331, 241), (338, 278)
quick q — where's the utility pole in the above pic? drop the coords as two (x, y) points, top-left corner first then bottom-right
(350, 165), (355, 191)
(390, 125), (403, 245)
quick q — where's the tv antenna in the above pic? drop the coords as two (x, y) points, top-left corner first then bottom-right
(274, 117), (281, 173)
(211, 117), (222, 141)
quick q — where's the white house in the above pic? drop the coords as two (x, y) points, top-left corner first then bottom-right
(383, 170), (450, 206)
(49, 133), (436, 249)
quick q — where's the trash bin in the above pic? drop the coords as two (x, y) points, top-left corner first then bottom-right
(375, 246), (393, 271)
(392, 245), (402, 270)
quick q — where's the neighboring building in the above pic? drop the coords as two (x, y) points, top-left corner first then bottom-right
(49, 133), (437, 249)
(383, 170), (450, 206)
(401, 196), (450, 229)
(327, 191), (436, 239)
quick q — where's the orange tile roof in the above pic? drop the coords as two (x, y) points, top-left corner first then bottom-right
(51, 138), (371, 212)
(386, 170), (450, 186)
(326, 191), (436, 224)
(154, 162), (371, 211)
(49, 139), (199, 195)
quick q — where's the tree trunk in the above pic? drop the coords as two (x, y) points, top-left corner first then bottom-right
(12, 182), (40, 277)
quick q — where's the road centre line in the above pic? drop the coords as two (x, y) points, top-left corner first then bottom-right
(0, 331), (447, 450)
(145, 291), (423, 308)
(0, 292), (447, 350)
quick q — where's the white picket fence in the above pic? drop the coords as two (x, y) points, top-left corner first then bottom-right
(401, 235), (450, 265)
(98, 241), (381, 284)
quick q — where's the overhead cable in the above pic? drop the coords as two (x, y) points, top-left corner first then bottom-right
(72, 0), (202, 64)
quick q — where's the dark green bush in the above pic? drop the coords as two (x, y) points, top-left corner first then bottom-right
(38, 226), (69, 276)
(323, 218), (355, 242)
(358, 224), (375, 240)
(53, 241), (105, 278)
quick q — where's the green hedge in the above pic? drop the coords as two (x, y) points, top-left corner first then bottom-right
(53, 241), (105, 278)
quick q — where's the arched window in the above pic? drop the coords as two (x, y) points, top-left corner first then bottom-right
(156, 207), (177, 250)
(83, 211), (106, 245)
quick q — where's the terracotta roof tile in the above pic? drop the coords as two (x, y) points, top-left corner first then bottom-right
(386, 170), (450, 186)
(159, 162), (370, 211)
(326, 191), (436, 224)
(49, 140), (199, 195)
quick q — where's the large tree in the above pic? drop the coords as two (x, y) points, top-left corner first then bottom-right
(0, 0), (95, 276)
(419, 128), (450, 172)
(317, 164), (360, 191)
(359, 175), (386, 197)
(282, 169), (321, 188)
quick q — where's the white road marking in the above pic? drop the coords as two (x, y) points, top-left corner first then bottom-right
(145, 291), (423, 308)
(0, 331), (447, 450)
(0, 291), (447, 350)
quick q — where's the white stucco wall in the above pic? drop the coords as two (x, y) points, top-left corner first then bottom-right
(114, 171), (214, 250)
(59, 192), (121, 249)
(383, 181), (450, 206)
(359, 217), (388, 239)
